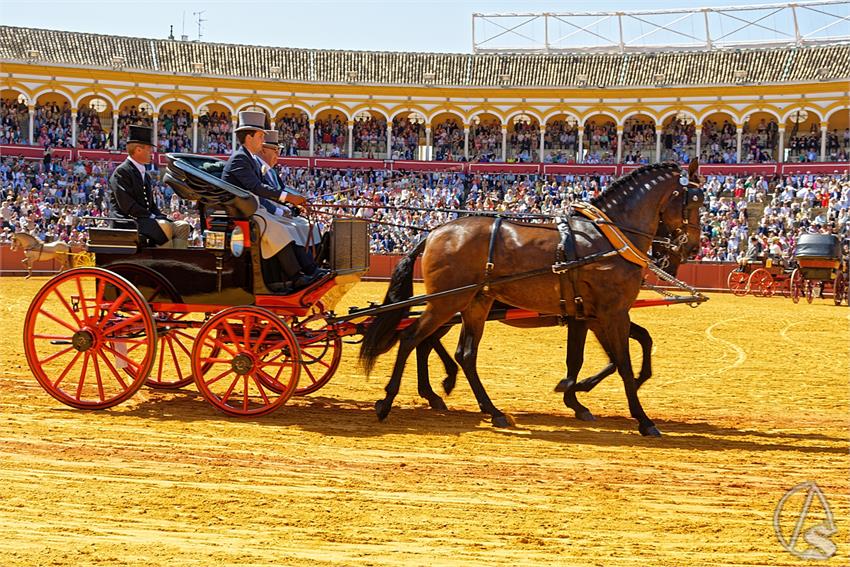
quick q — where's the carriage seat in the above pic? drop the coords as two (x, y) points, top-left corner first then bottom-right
(164, 153), (257, 220)
(87, 218), (141, 254)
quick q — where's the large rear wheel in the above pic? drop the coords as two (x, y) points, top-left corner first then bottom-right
(790, 269), (802, 304)
(23, 268), (156, 409)
(290, 309), (342, 396)
(191, 306), (300, 416)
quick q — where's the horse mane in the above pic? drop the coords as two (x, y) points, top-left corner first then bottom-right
(590, 162), (680, 210)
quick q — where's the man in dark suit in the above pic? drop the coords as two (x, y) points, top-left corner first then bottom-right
(109, 124), (190, 248)
(222, 111), (321, 291)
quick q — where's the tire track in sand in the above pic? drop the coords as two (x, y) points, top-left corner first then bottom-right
(700, 317), (747, 377)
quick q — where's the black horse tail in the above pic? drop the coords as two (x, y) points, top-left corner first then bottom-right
(359, 237), (427, 375)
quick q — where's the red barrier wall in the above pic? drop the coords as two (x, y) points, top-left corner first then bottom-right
(0, 246), (736, 290)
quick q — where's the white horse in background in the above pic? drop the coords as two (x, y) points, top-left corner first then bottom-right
(9, 232), (71, 278)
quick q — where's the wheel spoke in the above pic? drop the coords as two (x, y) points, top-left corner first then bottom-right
(102, 313), (144, 336)
(97, 350), (130, 390)
(253, 323), (274, 353)
(250, 373), (271, 405)
(203, 336), (237, 357)
(40, 345), (75, 365)
(33, 334), (73, 341)
(53, 350), (82, 388)
(155, 338), (166, 383)
(38, 307), (79, 333)
(101, 289), (131, 324)
(51, 287), (83, 328)
(167, 336), (185, 382)
(257, 340), (291, 358)
(219, 374), (241, 406)
(301, 363), (318, 385)
(243, 316), (253, 349)
(172, 332), (194, 358)
(91, 352), (106, 402)
(75, 351), (89, 401)
(74, 275), (90, 323)
(101, 343), (142, 372)
(221, 321), (242, 350)
(203, 367), (233, 387)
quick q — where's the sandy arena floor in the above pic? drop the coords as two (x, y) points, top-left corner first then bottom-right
(0, 276), (847, 566)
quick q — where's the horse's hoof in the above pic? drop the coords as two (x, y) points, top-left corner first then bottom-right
(492, 413), (516, 428)
(374, 399), (391, 421)
(429, 397), (448, 411)
(554, 379), (573, 393)
(442, 376), (456, 395)
(575, 410), (596, 422)
(640, 424), (662, 437)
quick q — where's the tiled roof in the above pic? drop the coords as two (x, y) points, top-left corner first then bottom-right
(1, 26), (847, 87)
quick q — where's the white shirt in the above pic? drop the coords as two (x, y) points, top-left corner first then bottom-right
(127, 156), (147, 180)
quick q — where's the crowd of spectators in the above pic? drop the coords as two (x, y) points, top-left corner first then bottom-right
(33, 101), (73, 148)
(507, 121), (539, 163)
(469, 121), (502, 162)
(198, 111), (233, 155)
(352, 116), (387, 158)
(543, 120), (579, 163)
(157, 108), (193, 154)
(313, 114), (348, 157)
(583, 120), (617, 164)
(432, 119), (464, 162)
(390, 117), (424, 160)
(2, 155), (848, 268)
(276, 113), (310, 156)
(0, 97), (27, 145)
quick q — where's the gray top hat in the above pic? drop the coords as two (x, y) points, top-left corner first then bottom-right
(235, 110), (266, 133)
(263, 129), (280, 146)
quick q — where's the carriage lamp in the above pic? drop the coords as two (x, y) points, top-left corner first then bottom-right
(204, 230), (226, 250)
(229, 224), (245, 257)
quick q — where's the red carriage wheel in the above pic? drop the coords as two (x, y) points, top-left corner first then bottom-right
(191, 306), (300, 416)
(805, 280), (815, 304)
(790, 268), (802, 304)
(727, 270), (749, 297)
(107, 263), (203, 390)
(748, 268), (774, 298)
(833, 272), (846, 306)
(289, 310), (342, 396)
(23, 268), (157, 409)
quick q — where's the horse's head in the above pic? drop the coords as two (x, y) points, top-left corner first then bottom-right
(9, 233), (22, 251)
(654, 159), (705, 275)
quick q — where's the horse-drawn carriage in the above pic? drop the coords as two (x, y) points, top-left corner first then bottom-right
(726, 234), (847, 304)
(22, 157), (707, 434)
(792, 233), (847, 305)
(726, 255), (798, 298)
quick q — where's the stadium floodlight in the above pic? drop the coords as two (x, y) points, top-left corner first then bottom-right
(111, 56), (126, 68)
(269, 65), (281, 78)
(734, 69), (749, 83)
(191, 61), (204, 74)
(576, 73), (588, 86)
(499, 73), (511, 86)
(26, 49), (40, 60)
(346, 70), (357, 82)
(423, 71), (436, 83)
(653, 73), (666, 85)
(816, 67), (831, 80)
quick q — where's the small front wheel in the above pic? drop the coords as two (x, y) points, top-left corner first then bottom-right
(192, 306), (300, 416)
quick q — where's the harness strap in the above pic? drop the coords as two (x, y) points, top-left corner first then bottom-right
(571, 202), (651, 268)
(556, 216), (584, 321)
(483, 217), (502, 292)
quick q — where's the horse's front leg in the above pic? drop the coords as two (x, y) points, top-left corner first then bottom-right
(375, 308), (451, 422)
(594, 314), (660, 437)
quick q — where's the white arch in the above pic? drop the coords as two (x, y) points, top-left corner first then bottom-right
(542, 110), (582, 125)
(620, 110), (658, 126)
(31, 88), (73, 106)
(235, 100), (274, 117)
(115, 93), (157, 111)
(272, 103), (313, 119)
(781, 106), (826, 123)
(428, 108), (466, 126)
(75, 91), (118, 111)
(388, 105), (430, 122)
(156, 97), (197, 115)
(196, 98), (236, 114)
(657, 109), (698, 125)
(741, 107), (782, 123)
(310, 104), (352, 121)
(467, 109), (504, 126)
(581, 110), (619, 125)
(504, 109), (544, 125)
(824, 105), (850, 121)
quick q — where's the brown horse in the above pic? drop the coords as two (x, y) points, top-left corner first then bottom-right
(10, 232), (71, 278)
(360, 161), (702, 436)
(410, 175), (704, 418)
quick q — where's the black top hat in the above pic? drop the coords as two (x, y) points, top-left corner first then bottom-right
(127, 124), (155, 146)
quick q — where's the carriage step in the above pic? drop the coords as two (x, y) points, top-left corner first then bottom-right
(50, 340), (73, 345)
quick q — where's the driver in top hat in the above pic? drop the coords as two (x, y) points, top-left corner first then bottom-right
(109, 124), (191, 248)
(222, 111), (323, 291)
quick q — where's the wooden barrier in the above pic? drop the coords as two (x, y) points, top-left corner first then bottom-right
(0, 245), (737, 291)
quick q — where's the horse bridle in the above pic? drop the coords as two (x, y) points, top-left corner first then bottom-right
(652, 171), (705, 268)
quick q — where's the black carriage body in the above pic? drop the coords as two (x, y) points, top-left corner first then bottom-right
(96, 248), (255, 306)
(795, 234), (841, 281)
(87, 153), (369, 307)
